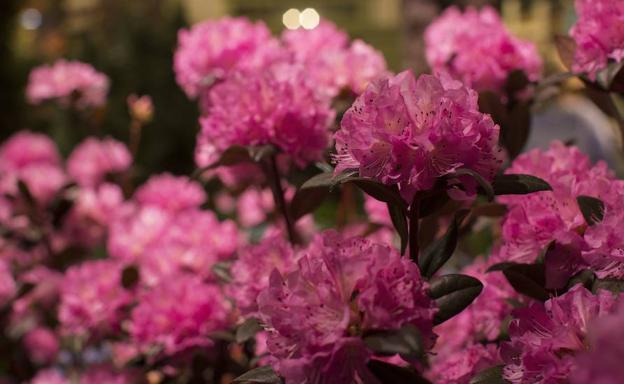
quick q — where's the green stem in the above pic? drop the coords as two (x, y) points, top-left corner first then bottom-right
(409, 196), (420, 262)
(264, 155), (298, 245)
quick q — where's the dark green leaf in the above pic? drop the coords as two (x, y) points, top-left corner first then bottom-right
(367, 360), (431, 384)
(300, 171), (355, 190)
(576, 195), (605, 226)
(503, 102), (531, 159)
(478, 91), (507, 125)
(449, 169), (494, 201)
(555, 35), (576, 70)
(607, 61), (624, 93)
(364, 324), (423, 361)
(290, 186), (329, 221)
(505, 70), (530, 96)
(566, 269), (595, 291)
(121, 265), (140, 289)
(429, 274), (483, 324)
(249, 145), (276, 162)
(419, 209), (469, 278)
(472, 203), (507, 217)
(17, 179), (35, 206)
(592, 278), (624, 294)
(387, 202), (409, 255)
(233, 366), (282, 384)
(349, 178), (407, 211)
(236, 318), (263, 344)
(470, 365), (509, 384)
(191, 146), (252, 179)
(490, 263), (549, 301)
(418, 190), (450, 218)
(492, 174), (551, 195)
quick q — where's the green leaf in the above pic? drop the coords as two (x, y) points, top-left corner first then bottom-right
(576, 195), (605, 226)
(363, 324), (423, 361)
(419, 209), (469, 278)
(249, 145), (276, 162)
(418, 189), (450, 218)
(592, 278), (624, 294)
(449, 168), (494, 201)
(387, 202), (409, 255)
(233, 366), (282, 384)
(349, 178), (407, 211)
(121, 265), (140, 289)
(236, 318), (263, 344)
(489, 262), (549, 301)
(429, 274), (484, 325)
(492, 174), (552, 195)
(300, 170), (355, 190)
(503, 102), (531, 159)
(555, 35), (576, 70)
(470, 365), (509, 384)
(367, 360), (431, 384)
(505, 70), (530, 96)
(289, 186), (329, 221)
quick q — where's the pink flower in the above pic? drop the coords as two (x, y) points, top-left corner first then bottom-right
(59, 259), (133, 337)
(227, 232), (297, 316)
(281, 21), (388, 97)
(236, 187), (274, 228)
(424, 6), (542, 95)
(427, 343), (500, 384)
(334, 71), (502, 202)
(571, 303), (624, 384)
(364, 195), (393, 227)
(79, 366), (138, 384)
(129, 276), (230, 356)
(0, 131), (61, 171)
(0, 260), (16, 307)
(502, 285), (621, 384)
(0, 163), (67, 204)
(134, 173), (206, 212)
(196, 63), (333, 168)
(570, 0), (624, 79)
(23, 327), (59, 365)
(67, 137), (132, 187)
(257, 231), (434, 382)
(26, 59), (109, 108)
(496, 142), (624, 278)
(31, 369), (68, 384)
(174, 17), (280, 98)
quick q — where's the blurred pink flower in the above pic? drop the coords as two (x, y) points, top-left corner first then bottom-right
(196, 63), (333, 169)
(129, 276), (230, 356)
(23, 327), (59, 365)
(334, 71), (502, 202)
(31, 369), (68, 384)
(0, 260), (16, 307)
(0, 131), (61, 172)
(425, 6), (542, 95)
(570, 0), (624, 79)
(174, 17), (280, 98)
(59, 259), (133, 337)
(67, 137), (132, 187)
(427, 343), (500, 384)
(134, 173), (206, 212)
(26, 59), (109, 108)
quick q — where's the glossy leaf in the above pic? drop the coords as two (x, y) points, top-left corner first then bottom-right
(419, 209), (469, 278)
(388, 202), (409, 255)
(470, 365), (509, 384)
(363, 324), (423, 361)
(492, 174), (551, 195)
(233, 366), (282, 384)
(450, 168), (494, 201)
(290, 186), (329, 221)
(489, 262), (549, 301)
(367, 360), (431, 384)
(577, 195), (605, 226)
(236, 318), (263, 344)
(429, 274), (483, 324)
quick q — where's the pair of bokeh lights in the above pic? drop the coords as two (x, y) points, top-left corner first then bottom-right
(282, 8), (320, 30)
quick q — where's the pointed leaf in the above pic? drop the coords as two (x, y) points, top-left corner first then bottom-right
(429, 274), (484, 324)
(364, 324), (423, 361)
(492, 174), (551, 195)
(290, 186), (329, 221)
(576, 195), (605, 226)
(419, 209), (470, 278)
(592, 278), (624, 294)
(121, 265), (140, 289)
(236, 318), (263, 344)
(233, 366), (282, 383)
(470, 365), (509, 384)
(555, 35), (576, 70)
(349, 178), (407, 210)
(505, 70), (530, 96)
(300, 171), (355, 190)
(387, 202), (409, 255)
(367, 360), (431, 384)
(490, 262), (549, 301)
(449, 168), (494, 201)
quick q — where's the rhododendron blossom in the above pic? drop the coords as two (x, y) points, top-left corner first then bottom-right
(26, 60), (109, 108)
(502, 286), (621, 383)
(196, 63), (333, 168)
(334, 71), (502, 201)
(23, 327), (59, 365)
(134, 173), (206, 212)
(424, 6), (542, 95)
(174, 17), (279, 98)
(67, 137), (132, 187)
(570, 0), (624, 79)
(257, 231), (435, 382)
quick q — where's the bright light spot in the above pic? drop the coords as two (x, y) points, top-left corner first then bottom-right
(20, 8), (42, 30)
(299, 8), (320, 30)
(282, 8), (300, 30)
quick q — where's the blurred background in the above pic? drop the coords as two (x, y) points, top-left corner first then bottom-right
(3, 0), (612, 180)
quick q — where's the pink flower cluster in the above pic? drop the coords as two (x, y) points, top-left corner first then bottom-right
(334, 71), (503, 202)
(425, 6), (542, 95)
(26, 59), (109, 108)
(67, 137), (132, 187)
(257, 231), (435, 382)
(570, 0), (624, 79)
(496, 142), (624, 279)
(195, 63), (334, 168)
(502, 286), (621, 383)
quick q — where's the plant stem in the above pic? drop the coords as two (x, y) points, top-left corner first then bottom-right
(264, 155), (298, 245)
(409, 196), (420, 262)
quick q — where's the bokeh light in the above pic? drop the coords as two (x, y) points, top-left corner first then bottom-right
(20, 8), (42, 30)
(282, 8), (300, 30)
(300, 8), (320, 30)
